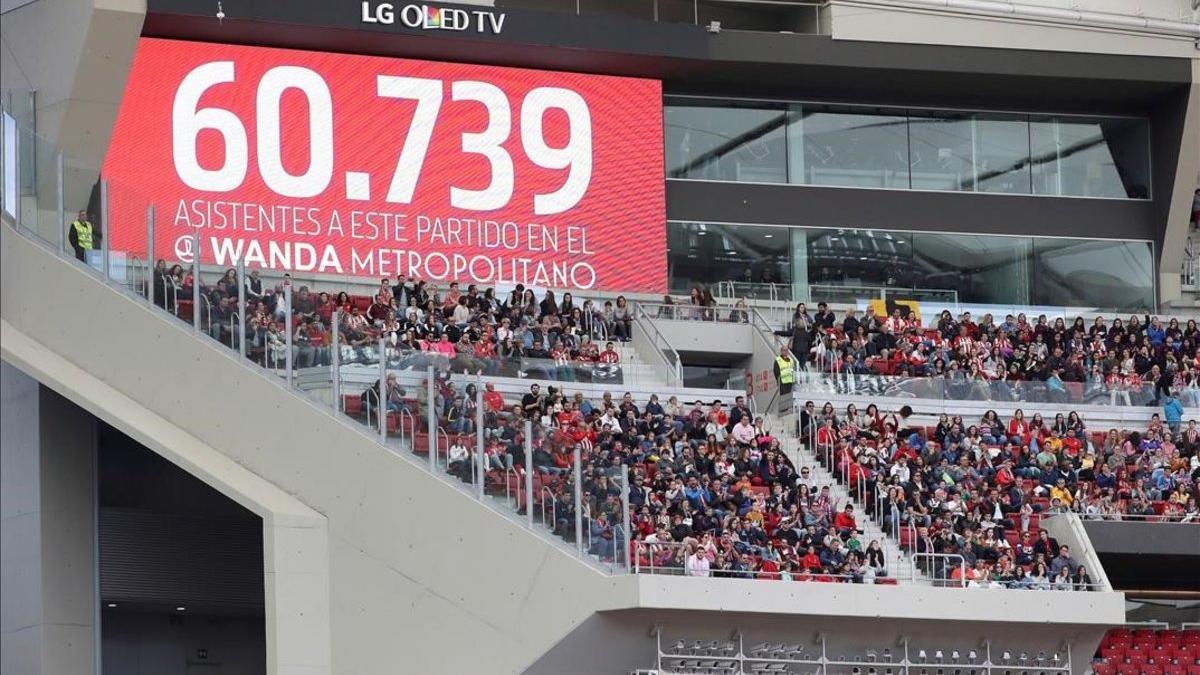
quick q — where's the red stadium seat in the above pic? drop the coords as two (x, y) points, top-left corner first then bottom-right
(1100, 646), (1126, 660)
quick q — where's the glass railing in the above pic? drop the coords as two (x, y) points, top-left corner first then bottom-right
(639, 300), (753, 324)
(711, 281), (793, 303)
(790, 371), (1180, 409)
(632, 302), (683, 387)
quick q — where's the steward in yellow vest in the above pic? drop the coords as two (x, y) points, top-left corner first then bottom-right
(68, 210), (99, 262)
(774, 346), (796, 394)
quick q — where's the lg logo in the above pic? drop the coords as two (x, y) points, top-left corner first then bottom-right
(174, 234), (196, 263)
(360, 2), (506, 34)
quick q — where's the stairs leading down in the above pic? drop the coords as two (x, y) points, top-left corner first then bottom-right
(771, 412), (925, 584)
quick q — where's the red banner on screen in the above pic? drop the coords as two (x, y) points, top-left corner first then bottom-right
(103, 38), (665, 292)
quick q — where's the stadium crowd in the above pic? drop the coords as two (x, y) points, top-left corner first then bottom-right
(154, 265), (1197, 589)
(775, 301), (1200, 407)
(801, 399), (1199, 586)
(153, 269), (635, 379)
(448, 383), (902, 585)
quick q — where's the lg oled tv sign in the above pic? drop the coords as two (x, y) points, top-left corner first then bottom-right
(360, 2), (507, 34)
(103, 38), (666, 292)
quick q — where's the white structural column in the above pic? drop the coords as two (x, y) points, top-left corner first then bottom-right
(1, 361), (98, 675)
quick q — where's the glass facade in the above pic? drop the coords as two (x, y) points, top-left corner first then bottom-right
(664, 102), (788, 183)
(1029, 116), (1151, 199)
(665, 97), (1152, 199)
(791, 105), (909, 189)
(667, 221), (791, 292)
(667, 221), (1155, 310)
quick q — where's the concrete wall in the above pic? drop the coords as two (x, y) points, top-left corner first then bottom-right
(1042, 513), (1113, 591)
(1082, 521), (1200, 556)
(2, 351), (331, 675)
(531, 579), (1124, 675)
(0, 361), (98, 675)
(647, 318), (754, 357)
(0, 0), (145, 164)
(0, 0), (146, 249)
(829, 0), (1199, 58)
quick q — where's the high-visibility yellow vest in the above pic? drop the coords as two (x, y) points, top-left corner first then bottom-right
(72, 220), (94, 249)
(776, 356), (795, 385)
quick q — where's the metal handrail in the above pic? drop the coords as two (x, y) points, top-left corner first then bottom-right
(198, 292), (213, 330)
(127, 254), (147, 296)
(503, 466), (519, 510)
(539, 485), (556, 531)
(748, 307), (785, 354)
(435, 426), (451, 470)
(911, 553), (966, 588)
(165, 275), (179, 312)
(397, 408), (415, 449)
(632, 302), (682, 386)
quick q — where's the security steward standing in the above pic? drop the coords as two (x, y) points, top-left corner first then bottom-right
(773, 345), (796, 414)
(67, 210), (100, 263)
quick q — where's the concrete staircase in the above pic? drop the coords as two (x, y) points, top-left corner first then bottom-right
(771, 412), (925, 584)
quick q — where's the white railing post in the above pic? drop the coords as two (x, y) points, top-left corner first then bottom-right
(524, 420), (534, 530)
(236, 260), (246, 363)
(146, 205), (155, 305)
(426, 367), (437, 469)
(283, 284), (293, 387)
(55, 150), (64, 254)
(573, 444), (583, 557)
(191, 229), (201, 334)
(378, 336), (387, 445)
(330, 308), (340, 411)
(11, 126), (20, 232)
(475, 372), (485, 500)
(621, 461), (632, 573)
(99, 179), (109, 278)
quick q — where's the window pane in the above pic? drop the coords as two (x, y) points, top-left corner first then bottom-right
(911, 233), (1033, 305)
(974, 116), (1031, 194)
(667, 222), (791, 293)
(803, 228), (912, 300)
(664, 101), (788, 183)
(791, 105), (909, 188)
(1033, 238), (1154, 310)
(908, 113), (974, 192)
(1030, 117), (1150, 198)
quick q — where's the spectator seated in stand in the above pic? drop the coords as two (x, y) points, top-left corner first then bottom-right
(802, 399), (1199, 588)
(777, 302), (1200, 408)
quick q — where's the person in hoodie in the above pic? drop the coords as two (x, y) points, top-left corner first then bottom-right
(1163, 389), (1185, 437)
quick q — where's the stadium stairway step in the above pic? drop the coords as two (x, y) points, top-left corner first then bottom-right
(768, 413), (925, 584)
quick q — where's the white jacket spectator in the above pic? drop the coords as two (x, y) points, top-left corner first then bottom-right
(685, 550), (711, 578)
(730, 419), (756, 446)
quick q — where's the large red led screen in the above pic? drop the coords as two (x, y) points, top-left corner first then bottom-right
(103, 38), (666, 292)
